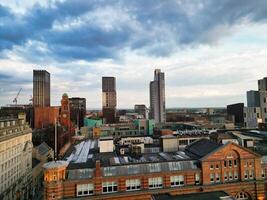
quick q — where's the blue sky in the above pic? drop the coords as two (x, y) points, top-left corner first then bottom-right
(0, 0), (267, 108)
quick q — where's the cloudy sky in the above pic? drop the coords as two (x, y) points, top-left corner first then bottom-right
(0, 0), (267, 109)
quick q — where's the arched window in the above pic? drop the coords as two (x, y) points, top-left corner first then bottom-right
(235, 191), (251, 200)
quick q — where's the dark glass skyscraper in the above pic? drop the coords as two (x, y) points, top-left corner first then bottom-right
(69, 97), (86, 128)
(149, 69), (166, 123)
(102, 77), (116, 123)
(33, 70), (50, 107)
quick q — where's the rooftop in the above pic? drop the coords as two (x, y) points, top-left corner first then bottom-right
(43, 160), (69, 169)
(153, 191), (235, 200)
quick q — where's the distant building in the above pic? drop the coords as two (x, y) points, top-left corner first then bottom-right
(34, 106), (60, 129)
(244, 107), (263, 128)
(247, 90), (260, 107)
(102, 77), (116, 123)
(69, 97), (86, 128)
(0, 114), (32, 200)
(134, 104), (149, 119)
(149, 69), (166, 123)
(33, 70), (50, 107)
(226, 103), (244, 127)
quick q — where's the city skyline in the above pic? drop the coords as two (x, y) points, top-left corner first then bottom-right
(0, 1), (267, 108)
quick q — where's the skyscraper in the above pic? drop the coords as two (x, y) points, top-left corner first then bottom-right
(33, 70), (50, 107)
(69, 97), (86, 128)
(247, 90), (260, 107)
(102, 77), (116, 123)
(258, 77), (267, 123)
(149, 69), (166, 123)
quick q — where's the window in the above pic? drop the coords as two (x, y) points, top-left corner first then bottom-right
(215, 164), (219, 169)
(148, 177), (163, 189)
(224, 161), (227, 168)
(224, 172), (228, 181)
(148, 163), (161, 173)
(210, 164), (214, 170)
(234, 160), (238, 167)
(215, 173), (220, 182)
(77, 184), (94, 196)
(235, 191), (250, 200)
(127, 165), (139, 175)
(244, 161), (248, 167)
(262, 169), (266, 178)
(126, 179), (141, 191)
(229, 160), (232, 167)
(234, 171), (238, 180)
(210, 173), (214, 183)
(103, 167), (117, 176)
(244, 170), (248, 179)
(229, 171), (233, 180)
(195, 173), (200, 185)
(249, 170), (254, 179)
(170, 175), (184, 187)
(102, 182), (118, 193)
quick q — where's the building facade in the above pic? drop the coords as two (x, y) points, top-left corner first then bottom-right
(102, 77), (117, 124)
(43, 138), (266, 200)
(149, 69), (166, 123)
(134, 104), (149, 119)
(33, 70), (50, 107)
(227, 103), (244, 127)
(0, 114), (33, 200)
(69, 97), (86, 129)
(247, 90), (260, 107)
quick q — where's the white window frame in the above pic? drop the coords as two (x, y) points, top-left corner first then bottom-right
(126, 179), (141, 191)
(148, 177), (163, 189)
(170, 175), (184, 187)
(102, 181), (118, 194)
(76, 184), (94, 196)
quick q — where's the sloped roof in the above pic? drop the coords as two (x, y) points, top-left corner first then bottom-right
(185, 138), (222, 159)
(36, 142), (52, 155)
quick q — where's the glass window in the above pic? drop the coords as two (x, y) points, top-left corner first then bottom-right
(229, 171), (233, 180)
(126, 179), (141, 191)
(229, 160), (232, 167)
(170, 175), (184, 187)
(215, 173), (220, 182)
(148, 163), (161, 173)
(224, 172), (228, 181)
(195, 173), (200, 185)
(127, 165), (139, 175)
(234, 171), (238, 180)
(148, 177), (163, 189)
(102, 182), (118, 193)
(210, 164), (214, 170)
(224, 161), (227, 168)
(103, 167), (117, 176)
(234, 160), (237, 167)
(76, 184), (94, 196)
(249, 170), (254, 179)
(244, 170), (248, 179)
(210, 173), (214, 183)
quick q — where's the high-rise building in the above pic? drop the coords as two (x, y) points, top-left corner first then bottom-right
(33, 70), (50, 107)
(69, 97), (86, 129)
(149, 69), (166, 123)
(247, 90), (260, 107)
(134, 104), (149, 119)
(102, 77), (116, 124)
(0, 114), (32, 200)
(258, 77), (267, 123)
(226, 103), (244, 126)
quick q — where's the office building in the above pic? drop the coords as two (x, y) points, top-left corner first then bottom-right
(33, 70), (50, 107)
(102, 77), (116, 124)
(134, 104), (149, 119)
(69, 97), (86, 128)
(0, 114), (32, 200)
(42, 138), (266, 200)
(149, 69), (166, 123)
(226, 103), (244, 126)
(244, 107), (263, 128)
(247, 90), (260, 107)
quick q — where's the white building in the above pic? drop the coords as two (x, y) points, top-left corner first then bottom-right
(244, 107), (263, 128)
(0, 114), (32, 200)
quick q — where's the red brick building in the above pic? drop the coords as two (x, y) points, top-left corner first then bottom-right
(34, 106), (60, 129)
(43, 139), (267, 200)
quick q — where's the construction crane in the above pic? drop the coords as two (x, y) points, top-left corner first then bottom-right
(13, 88), (22, 105)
